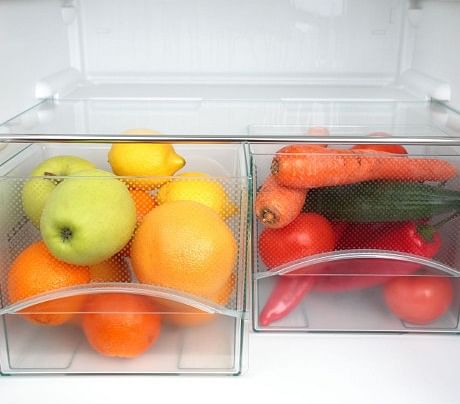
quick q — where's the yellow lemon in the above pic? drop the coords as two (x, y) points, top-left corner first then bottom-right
(157, 172), (238, 220)
(108, 128), (185, 189)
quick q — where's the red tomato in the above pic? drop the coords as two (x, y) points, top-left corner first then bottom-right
(383, 276), (453, 325)
(258, 213), (335, 269)
(351, 144), (408, 154)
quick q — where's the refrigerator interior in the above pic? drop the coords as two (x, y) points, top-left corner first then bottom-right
(0, 0), (459, 131)
(1, 0), (460, 381)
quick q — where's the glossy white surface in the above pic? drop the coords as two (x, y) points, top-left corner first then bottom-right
(79, 0), (404, 84)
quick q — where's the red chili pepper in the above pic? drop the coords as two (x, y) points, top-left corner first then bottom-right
(259, 275), (315, 326)
(258, 221), (343, 326)
(259, 221), (442, 325)
(315, 221), (441, 292)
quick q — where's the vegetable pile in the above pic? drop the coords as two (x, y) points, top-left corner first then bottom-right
(256, 142), (459, 327)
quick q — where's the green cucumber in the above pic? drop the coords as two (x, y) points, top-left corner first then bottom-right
(304, 180), (460, 222)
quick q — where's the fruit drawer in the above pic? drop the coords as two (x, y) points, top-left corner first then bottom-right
(251, 143), (460, 332)
(0, 142), (249, 375)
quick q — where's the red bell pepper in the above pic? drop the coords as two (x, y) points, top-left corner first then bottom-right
(259, 221), (442, 326)
(315, 221), (441, 292)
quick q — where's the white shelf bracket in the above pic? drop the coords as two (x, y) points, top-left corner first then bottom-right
(399, 69), (451, 101)
(35, 68), (82, 99)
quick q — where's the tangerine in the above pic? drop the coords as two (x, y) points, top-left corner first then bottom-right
(82, 293), (161, 358)
(7, 241), (90, 325)
(118, 238), (133, 258)
(129, 189), (156, 223)
(89, 255), (131, 283)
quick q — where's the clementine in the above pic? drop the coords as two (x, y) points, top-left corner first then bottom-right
(118, 238), (133, 258)
(89, 255), (131, 283)
(7, 241), (91, 325)
(129, 189), (156, 223)
(82, 293), (161, 358)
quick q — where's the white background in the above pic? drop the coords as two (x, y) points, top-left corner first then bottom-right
(2, 332), (460, 404)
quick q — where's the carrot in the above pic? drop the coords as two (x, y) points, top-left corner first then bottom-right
(255, 175), (307, 228)
(351, 144), (408, 154)
(377, 157), (457, 182)
(271, 145), (377, 188)
(271, 145), (457, 188)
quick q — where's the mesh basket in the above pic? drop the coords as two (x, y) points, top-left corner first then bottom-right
(251, 144), (460, 332)
(0, 143), (249, 375)
(0, 175), (247, 312)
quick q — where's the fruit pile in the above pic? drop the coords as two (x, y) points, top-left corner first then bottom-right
(7, 129), (239, 359)
(256, 140), (459, 327)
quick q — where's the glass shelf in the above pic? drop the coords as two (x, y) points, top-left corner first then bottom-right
(0, 97), (458, 141)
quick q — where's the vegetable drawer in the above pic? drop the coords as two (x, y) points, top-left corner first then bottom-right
(251, 143), (460, 333)
(0, 142), (249, 375)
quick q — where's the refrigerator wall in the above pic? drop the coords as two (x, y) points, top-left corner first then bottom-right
(1, 0), (460, 127)
(409, 1), (460, 109)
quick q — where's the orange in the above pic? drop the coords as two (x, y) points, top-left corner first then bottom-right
(160, 274), (236, 327)
(129, 189), (156, 223)
(131, 200), (237, 298)
(82, 293), (161, 358)
(89, 255), (131, 283)
(118, 238), (133, 258)
(7, 241), (91, 325)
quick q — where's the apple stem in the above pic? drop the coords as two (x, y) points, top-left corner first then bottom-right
(43, 172), (63, 185)
(60, 228), (72, 241)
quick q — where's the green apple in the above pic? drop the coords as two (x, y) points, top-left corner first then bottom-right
(40, 169), (136, 266)
(22, 155), (96, 227)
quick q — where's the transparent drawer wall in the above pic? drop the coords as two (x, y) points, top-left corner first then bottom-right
(251, 142), (460, 333)
(0, 143), (249, 375)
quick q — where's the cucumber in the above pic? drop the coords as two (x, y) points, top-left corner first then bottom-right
(304, 181), (460, 222)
